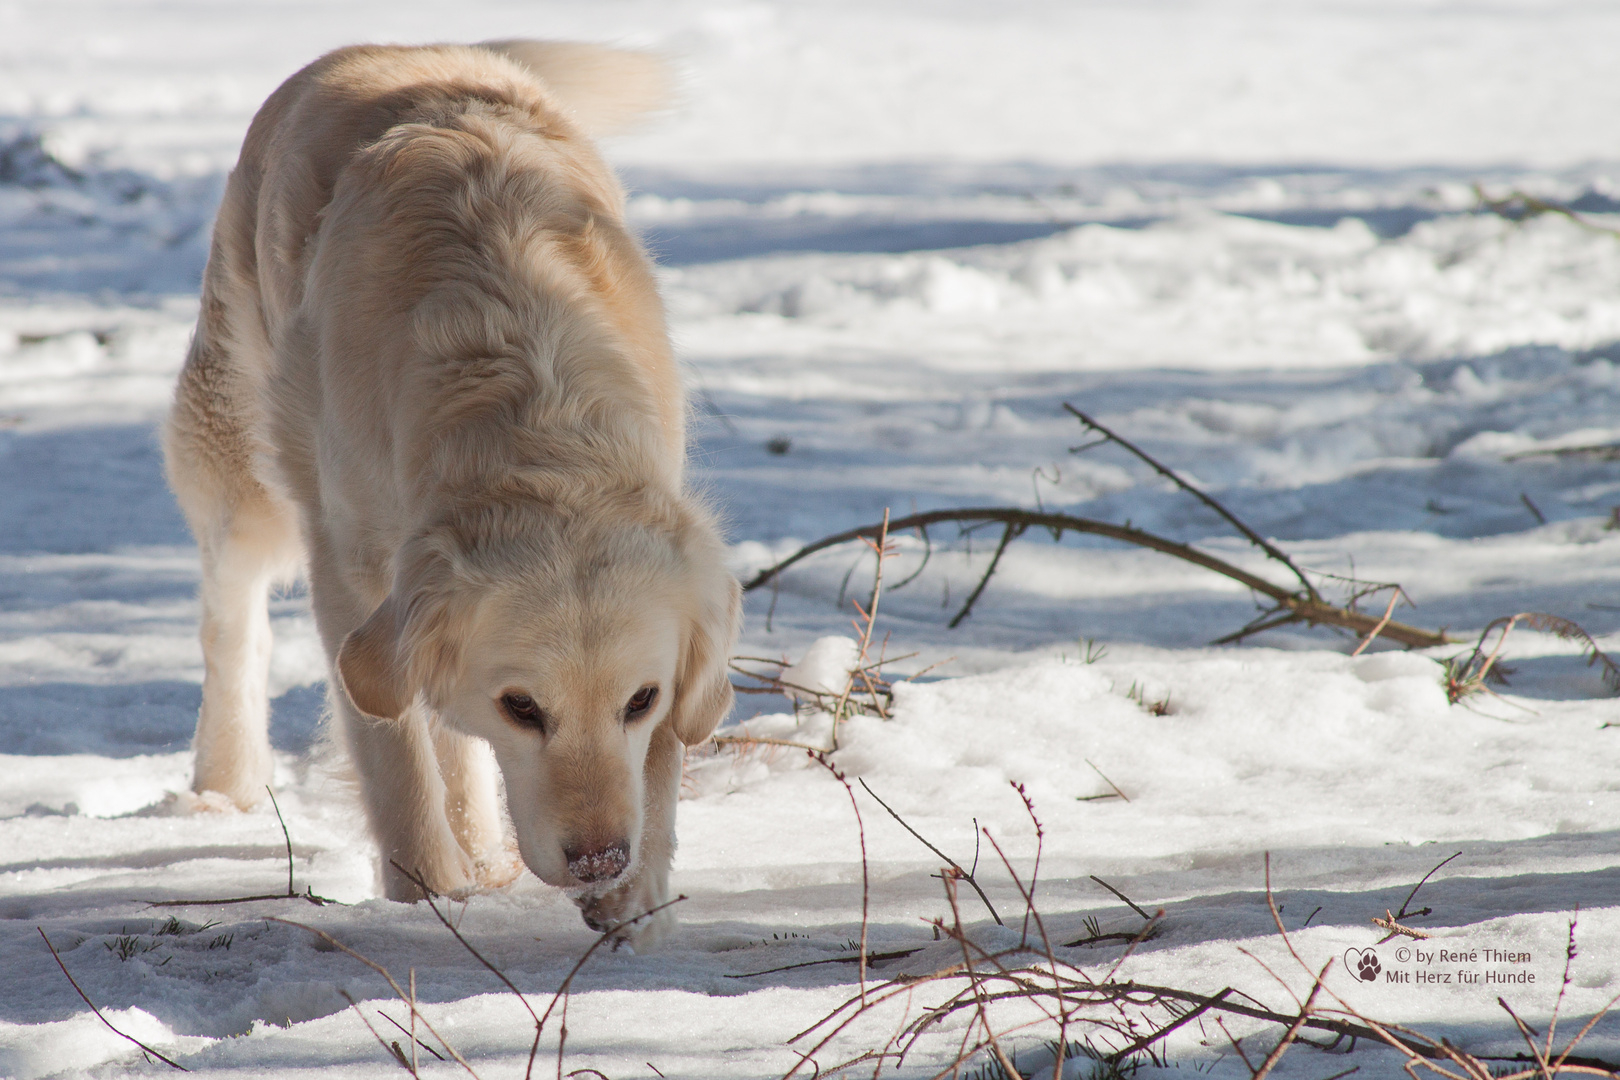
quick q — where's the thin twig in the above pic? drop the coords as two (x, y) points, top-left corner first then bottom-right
(393, 862), (543, 1030)
(1107, 987), (1234, 1065)
(145, 790), (337, 907)
(540, 896), (687, 1080)
(858, 778), (1003, 926)
(1210, 610), (1305, 647)
(1391, 850), (1460, 925)
(1219, 1017), (1260, 1076)
(379, 1008), (448, 1062)
(726, 947), (926, 979)
(1546, 908), (1578, 1065)
(1084, 760), (1130, 803)
(1350, 589), (1404, 658)
(1551, 988), (1620, 1076)
(946, 872), (1022, 1080)
(1089, 876), (1152, 923)
(1473, 184), (1620, 239)
(268, 918), (481, 1078)
(1371, 911), (1433, 941)
(1447, 613), (1620, 703)
(340, 990), (415, 1075)
(38, 927), (189, 1071)
(145, 889), (336, 908)
(408, 968), (420, 1077)
(834, 509), (892, 729)
(949, 520), (1022, 627)
(891, 522), (933, 590)
(812, 753), (870, 1006)
(266, 786), (296, 897)
(712, 734), (829, 752)
(1063, 403), (1319, 599)
(1252, 963), (1331, 1080)
(1500, 998), (1554, 1080)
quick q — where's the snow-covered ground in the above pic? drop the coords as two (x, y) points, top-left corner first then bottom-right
(2, 2), (1619, 1077)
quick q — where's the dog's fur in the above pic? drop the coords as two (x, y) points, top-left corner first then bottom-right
(163, 41), (738, 946)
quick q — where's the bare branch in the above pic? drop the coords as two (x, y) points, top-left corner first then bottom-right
(948, 520), (1022, 627)
(267, 918), (481, 1078)
(1372, 911), (1434, 942)
(1395, 851), (1460, 921)
(858, 777), (1003, 926)
(810, 753), (870, 1006)
(38, 928), (189, 1071)
(1089, 876), (1152, 922)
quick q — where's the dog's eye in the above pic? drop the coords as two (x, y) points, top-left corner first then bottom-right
(624, 685), (658, 720)
(500, 692), (547, 733)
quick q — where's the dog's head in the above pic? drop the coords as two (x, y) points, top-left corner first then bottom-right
(335, 500), (739, 891)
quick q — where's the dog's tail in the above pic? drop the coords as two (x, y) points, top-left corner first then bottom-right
(479, 40), (672, 135)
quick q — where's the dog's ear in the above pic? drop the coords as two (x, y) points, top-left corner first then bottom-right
(668, 572), (740, 745)
(336, 594), (408, 720)
(337, 544), (477, 721)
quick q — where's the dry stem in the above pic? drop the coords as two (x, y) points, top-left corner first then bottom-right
(811, 752), (871, 1006)
(38, 927), (189, 1071)
(1445, 613), (1620, 703)
(858, 777), (1004, 926)
(835, 509), (895, 731)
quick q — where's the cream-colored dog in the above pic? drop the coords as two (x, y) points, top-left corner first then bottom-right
(163, 41), (739, 946)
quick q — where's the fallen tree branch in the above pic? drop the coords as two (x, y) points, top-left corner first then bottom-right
(1371, 911), (1433, 941)
(1473, 184), (1620, 239)
(741, 507), (1450, 649)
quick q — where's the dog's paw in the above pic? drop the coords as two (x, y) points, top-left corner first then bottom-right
(384, 847), (479, 902)
(134, 789), (241, 817)
(472, 848), (525, 891)
(574, 882), (674, 949)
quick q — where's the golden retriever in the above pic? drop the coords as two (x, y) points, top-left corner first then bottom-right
(163, 41), (739, 946)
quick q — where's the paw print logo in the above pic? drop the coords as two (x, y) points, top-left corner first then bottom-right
(1344, 947), (1382, 982)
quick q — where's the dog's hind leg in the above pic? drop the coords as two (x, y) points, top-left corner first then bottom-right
(166, 292), (302, 810)
(189, 499), (299, 808)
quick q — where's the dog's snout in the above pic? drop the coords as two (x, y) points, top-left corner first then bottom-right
(565, 839), (630, 883)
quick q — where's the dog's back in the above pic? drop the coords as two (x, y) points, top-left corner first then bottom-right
(174, 42), (676, 496)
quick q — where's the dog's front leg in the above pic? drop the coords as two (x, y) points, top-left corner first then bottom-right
(337, 694), (477, 900)
(576, 720), (682, 948)
(431, 722), (521, 888)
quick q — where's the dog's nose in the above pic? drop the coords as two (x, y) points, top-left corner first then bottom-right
(565, 839), (630, 883)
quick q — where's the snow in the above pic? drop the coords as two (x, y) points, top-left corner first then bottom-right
(2, 1), (1620, 1077)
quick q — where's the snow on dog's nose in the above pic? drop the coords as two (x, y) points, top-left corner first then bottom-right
(566, 839), (630, 883)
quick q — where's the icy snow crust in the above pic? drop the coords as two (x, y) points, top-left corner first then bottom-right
(2, 1), (1620, 1077)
